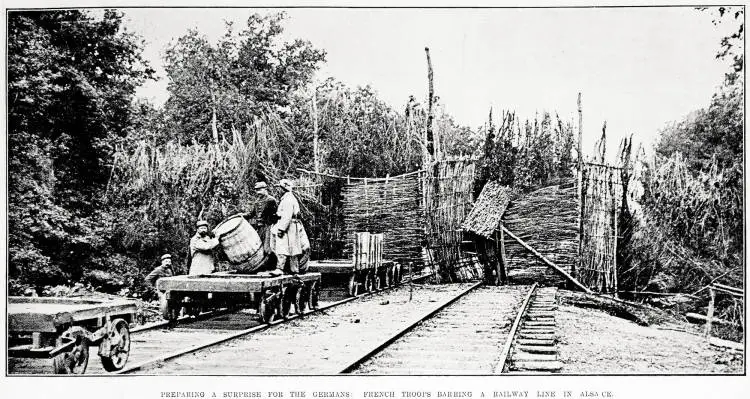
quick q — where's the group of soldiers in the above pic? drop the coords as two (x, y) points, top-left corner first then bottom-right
(145, 178), (310, 289)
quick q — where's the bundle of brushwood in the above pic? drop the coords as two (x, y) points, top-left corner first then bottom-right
(461, 180), (513, 238)
(503, 179), (578, 286)
(341, 173), (425, 266)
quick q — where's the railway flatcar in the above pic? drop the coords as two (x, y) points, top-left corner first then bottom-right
(308, 232), (403, 296)
(8, 296), (137, 374)
(156, 271), (321, 323)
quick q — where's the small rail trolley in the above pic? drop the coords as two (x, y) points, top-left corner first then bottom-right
(308, 232), (402, 297)
(8, 296), (137, 374)
(156, 271), (322, 323)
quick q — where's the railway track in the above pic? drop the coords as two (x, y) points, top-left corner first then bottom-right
(90, 272), (436, 374)
(11, 278), (564, 376)
(345, 283), (562, 375)
(121, 280), (474, 374)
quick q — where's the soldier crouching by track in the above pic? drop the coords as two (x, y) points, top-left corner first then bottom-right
(189, 220), (220, 275)
(146, 253), (174, 287)
(273, 179), (311, 276)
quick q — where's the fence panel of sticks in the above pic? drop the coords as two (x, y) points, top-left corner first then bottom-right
(423, 157), (477, 281)
(340, 173), (426, 266)
(502, 179), (579, 286)
(294, 174), (348, 260)
(579, 162), (622, 293)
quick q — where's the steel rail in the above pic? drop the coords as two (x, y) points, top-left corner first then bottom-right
(337, 281), (484, 374)
(117, 272), (435, 374)
(496, 283), (538, 373)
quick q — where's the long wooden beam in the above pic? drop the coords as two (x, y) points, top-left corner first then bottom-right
(501, 226), (592, 294)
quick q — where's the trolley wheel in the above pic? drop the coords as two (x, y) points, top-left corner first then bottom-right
(100, 319), (131, 372)
(294, 287), (306, 315)
(159, 294), (179, 322)
(373, 274), (381, 291)
(393, 264), (401, 285)
(53, 326), (89, 375)
(363, 272), (373, 293)
(348, 273), (359, 297)
(383, 267), (392, 288)
(258, 296), (275, 324)
(279, 287), (292, 319)
(307, 281), (320, 310)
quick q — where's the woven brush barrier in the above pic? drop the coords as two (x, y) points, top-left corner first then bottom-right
(503, 180), (578, 286)
(295, 174), (347, 260)
(580, 163), (621, 293)
(341, 173), (425, 266)
(423, 158), (477, 280)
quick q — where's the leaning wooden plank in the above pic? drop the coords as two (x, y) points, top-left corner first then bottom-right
(686, 312), (741, 328)
(502, 226), (592, 293)
(709, 337), (744, 351)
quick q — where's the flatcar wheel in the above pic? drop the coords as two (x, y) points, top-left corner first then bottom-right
(279, 287), (291, 319)
(294, 287), (306, 315)
(373, 274), (381, 291)
(387, 266), (395, 287)
(258, 297), (274, 324)
(348, 274), (359, 297)
(53, 327), (89, 375)
(382, 268), (390, 288)
(100, 319), (131, 372)
(159, 295), (179, 322)
(363, 272), (373, 293)
(393, 264), (401, 285)
(307, 281), (319, 310)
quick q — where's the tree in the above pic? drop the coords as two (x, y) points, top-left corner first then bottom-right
(8, 10), (153, 291)
(162, 13), (326, 144)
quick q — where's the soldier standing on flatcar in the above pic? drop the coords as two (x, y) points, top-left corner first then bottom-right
(189, 220), (220, 275)
(247, 181), (279, 271)
(272, 179), (311, 276)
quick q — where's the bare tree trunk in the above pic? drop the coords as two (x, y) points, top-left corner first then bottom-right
(425, 47), (435, 161)
(312, 90), (320, 173)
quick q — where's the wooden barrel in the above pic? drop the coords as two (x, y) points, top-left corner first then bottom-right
(213, 215), (264, 267)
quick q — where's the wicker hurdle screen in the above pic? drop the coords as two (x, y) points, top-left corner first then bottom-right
(341, 172), (426, 266)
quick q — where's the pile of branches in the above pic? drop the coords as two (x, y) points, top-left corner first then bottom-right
(503, 180), (578, 286)
(461, 180), (513, 238)
(341, 173), (425, 265)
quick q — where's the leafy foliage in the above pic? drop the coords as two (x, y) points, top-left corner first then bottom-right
(475, 110), (575, 195)
(162, 13), (326, 144)
(8, 10), (153, 293)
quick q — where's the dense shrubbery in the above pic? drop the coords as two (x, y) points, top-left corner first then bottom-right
(8, 10), (153, 295)
(475, 110), (576, 195)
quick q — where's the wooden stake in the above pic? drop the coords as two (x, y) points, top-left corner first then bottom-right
(425, 47), (435, 160)
(576, 93), (583, 281)
(498, 226), (507, 285)
(705, 286), (715, 339)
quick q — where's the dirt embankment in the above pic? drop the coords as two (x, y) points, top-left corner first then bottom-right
(556, 304), (743, 374)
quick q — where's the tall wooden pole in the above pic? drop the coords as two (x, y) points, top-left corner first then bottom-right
(576, 93), (583, 280)
(312, 90), (320, 173)
(425, 47), (435, 161)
